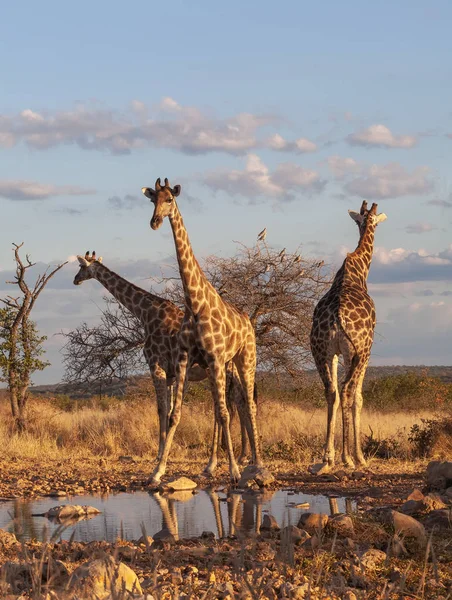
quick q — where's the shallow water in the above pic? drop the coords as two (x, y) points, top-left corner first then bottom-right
(0, 489), (354, 543)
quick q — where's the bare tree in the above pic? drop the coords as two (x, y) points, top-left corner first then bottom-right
(201, 240), (330, 379)
(62, 296), (147, 385)
(0, 243), (67, 431)
(62, 238), (330, 386)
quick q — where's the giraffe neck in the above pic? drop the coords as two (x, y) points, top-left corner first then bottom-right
(334, 222), (376, 290)
(169, 203), (212, 314)
(90, 262), (159, 321)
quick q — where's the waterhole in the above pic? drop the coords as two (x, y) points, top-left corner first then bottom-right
(0, 489), (355, 543)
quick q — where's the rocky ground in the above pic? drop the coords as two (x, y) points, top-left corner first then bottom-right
(0, 458), (451, 599)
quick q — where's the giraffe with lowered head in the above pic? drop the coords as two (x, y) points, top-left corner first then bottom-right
(73, 252), (249, 463)
(142, 178), (262, 484)
(310, 201), (387, 471)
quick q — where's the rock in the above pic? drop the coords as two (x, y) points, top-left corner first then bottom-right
(391, 510), (426, 544)
(45, 505), (101, 521)
(118, 455), (136, 463)
(238, 465), (275, 488)
(400, 493), (447, 516)
(161, 476), (197, 491)
(153, 528), (176, 544)
(423, 509), (452, 530)
(0, 530), (18, 549)
(308, 462), (331, 475)
(136, 535), (154, 546)
(400, 499), (423, 516)
(329, 514), (355, 537)
(426, 461), (452, 489)
(344, 592), (358, 600)
(261, 514), (279, 531)
(360, 549), (387, 570)
(295, 502), (310, 509)
(0, 561), (31, 589)
(41, 559), (70, 585)
(297, 512), (329, 533)
(200, 531), (215, 539)
(407, 488), (424, 501)
(280, 525), (310, 545)
(423, 493), (448, 511)
(68, 556), (142, 599)
(351, 471), (366, 480)
(48, 490), (67, 497)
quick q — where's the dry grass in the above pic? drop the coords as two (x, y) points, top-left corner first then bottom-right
(0, 392), (446, 464)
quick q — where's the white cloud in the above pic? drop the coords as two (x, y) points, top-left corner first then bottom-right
(404, 222), (436, 234)
(344, 163), (433, 199)
(327, 155), (363, 179)
(347, 124), (417, 149)
(0, 180), (96, 201)
(267, 134), (317, 153)
(0, 98), (281, 156)
(369, 244), (452, 283)
(202, 154), (324, 202)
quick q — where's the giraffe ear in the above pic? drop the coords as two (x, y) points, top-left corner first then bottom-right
(172, 184), (181, 197)
(141, 187), (156, 199)
(348, 210), (364, 224)
(97, 256), (103, 263)
(77, 255), (90, 267)
(375, 213), (387, 225)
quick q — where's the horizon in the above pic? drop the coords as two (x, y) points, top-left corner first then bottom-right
(1, 1), (452, 384)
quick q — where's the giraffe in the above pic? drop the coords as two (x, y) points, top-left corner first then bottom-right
(73, 252), (249, 463)
(310, 201), (387, 471)
(142, 178), (262, 484)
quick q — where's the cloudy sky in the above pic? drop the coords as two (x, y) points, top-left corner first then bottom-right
(1, 0), (452, 383)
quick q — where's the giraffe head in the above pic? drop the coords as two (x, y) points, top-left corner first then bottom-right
(73, 251), (103, 285)
(348, 201), (387, 237)
(141, 178), (181, 230)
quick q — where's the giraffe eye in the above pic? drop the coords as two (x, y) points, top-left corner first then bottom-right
(166, 196), (173, 204)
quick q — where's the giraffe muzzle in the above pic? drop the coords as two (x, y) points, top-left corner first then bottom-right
(150, 216), (163, 230)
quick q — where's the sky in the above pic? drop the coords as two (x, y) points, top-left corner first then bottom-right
(1, 0), (452, 384)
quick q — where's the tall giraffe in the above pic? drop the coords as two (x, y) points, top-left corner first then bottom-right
(73, 252), (249, 462)
(142, 178), (262, 484)
(310, 201), (387, 470)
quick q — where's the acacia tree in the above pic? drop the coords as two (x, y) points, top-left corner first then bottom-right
(0, 243), (67, 432)
(62, 296), (146, 385)
(63, 238), (330, 385)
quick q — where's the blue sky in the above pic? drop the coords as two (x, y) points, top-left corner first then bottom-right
(1, 0), (452, 383)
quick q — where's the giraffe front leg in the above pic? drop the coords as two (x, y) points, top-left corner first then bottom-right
(203, 408), (220, 477)
(353, 374), (368, 467)
(149, 362), (168, 462)
(207, 360), (240, 484)
(234, 351), (262, 468)
(150, 351), (188, 485)
(341, 382), (356, 469)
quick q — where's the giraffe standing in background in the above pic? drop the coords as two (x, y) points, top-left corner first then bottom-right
(73, 252), (249, 463)
(310, 201), (387, 471)
(142, 178), (262, 484)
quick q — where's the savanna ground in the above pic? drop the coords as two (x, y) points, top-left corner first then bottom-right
(0, 371), (451, 598)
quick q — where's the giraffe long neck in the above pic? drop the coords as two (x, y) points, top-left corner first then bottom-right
(169, 203), (212, 314)
(334, 223), (376, 291)
(91, 263), (157, 320)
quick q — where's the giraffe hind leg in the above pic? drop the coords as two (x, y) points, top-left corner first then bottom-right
(340, 353), (368, 469)
(314, 354), (340, 467)
(352, 366), (369, 467)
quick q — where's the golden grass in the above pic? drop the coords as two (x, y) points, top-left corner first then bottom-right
(0, 393), (446, 464)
